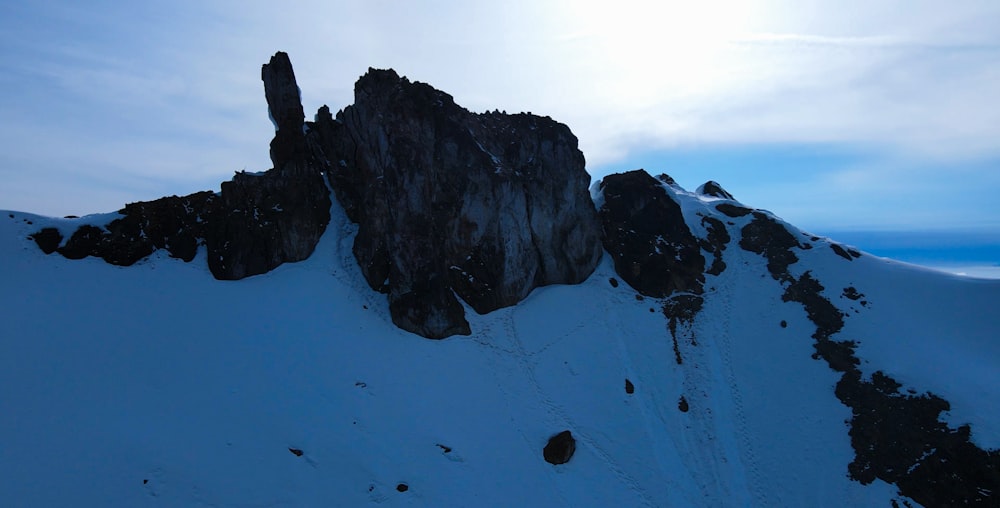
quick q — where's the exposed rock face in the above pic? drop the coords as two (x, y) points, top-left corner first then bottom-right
(30, 54), (600, 339)
(696, 180), (734, 200)
(310, 69), (602, 338)
(543, 430), (576, 465)
(723, 202), (1000, 507)
(31, 52), (331, 280)
(597, 170), (705, 298)
(204, 53), (331, 279)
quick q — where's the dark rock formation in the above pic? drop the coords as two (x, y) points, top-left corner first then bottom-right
(32, 52), (331, 280)
(543, 430), (576, 465)
(730, 210), (1000, 506)
(597, 170), (705, 298)
(31, 54), (600, 338)
(30, 227), (61, 254)
(700, 216), (730, 276)
(309, 69), (602, 338)
(739, 211), (803, 282)
(830, 242), (862, 261)
(203, 53), (331, 279)
(697, 180), (735, 200)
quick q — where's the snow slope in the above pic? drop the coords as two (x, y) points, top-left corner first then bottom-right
(1, 188), (997, 506)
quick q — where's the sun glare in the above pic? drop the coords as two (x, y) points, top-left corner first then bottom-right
(556, 1), (755, 103)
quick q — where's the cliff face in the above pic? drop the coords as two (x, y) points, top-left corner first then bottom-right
(31, 52), (332, 280)
(31, 53), (602, 339)
(311, 69), (603, 338)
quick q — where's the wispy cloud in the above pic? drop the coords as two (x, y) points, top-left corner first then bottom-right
(0, 0), (998, 229)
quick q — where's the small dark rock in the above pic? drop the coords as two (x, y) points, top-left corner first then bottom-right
(288, 447), (304, 457)
(842, 287), (865, 301)
(716, 203), (752, 218)
(396, 483), (409, 492)
(143, 479), (148, 485)
(697, 180), (735, 200)
(436, 444), (452, 453)
(830, 243), (853, 261)
(609, 277), (619, 288)
(30, 227), (62, 254)
(678, 396), (689, 412)
(543, 430), (576, 465)
(625, 378), (635, 394)
(780, 320), (787, 328)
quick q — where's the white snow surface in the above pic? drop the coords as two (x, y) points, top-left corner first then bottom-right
(1, 191), (997, 507)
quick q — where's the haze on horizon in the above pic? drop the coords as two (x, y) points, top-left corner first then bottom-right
(1, 1), (998, 240)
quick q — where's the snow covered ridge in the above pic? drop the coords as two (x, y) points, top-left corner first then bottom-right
(5, 52), (1000, 505)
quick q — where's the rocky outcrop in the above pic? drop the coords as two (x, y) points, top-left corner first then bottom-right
(597, 170), (705, 298)
(31, 54), (601, 338)
(543, 430), (576, 465)
(696, 180), (734, 200)
(309, 69), (602, 338)
(203, 53), (332, 279)
(31, 52), (331, 280)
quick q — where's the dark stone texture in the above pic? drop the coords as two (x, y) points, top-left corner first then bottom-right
(739, 212), (803, 282)
(830, 243), (853, 261)
(543, 430), (576, 465)
(777, 268), (999, 506)
(700, 216), (730, 276)
(598, 170), (705, 298)
(32, 52), (331, 280)
(781, 272), (844, 342)
(842, 286), (865, 301)
(311, 69), (602, 338)
(697, 180), (735, 200)
(715, 203), (752, 218)
(30, 227), (62, 254)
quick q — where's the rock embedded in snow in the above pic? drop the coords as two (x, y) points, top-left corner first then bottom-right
(597, 169), (706, 298)
(310, 68), (602, 338)
(543, 430), (576, 465)
(696, 180), (735, 200)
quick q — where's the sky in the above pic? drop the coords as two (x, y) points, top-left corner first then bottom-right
(1, 1), (999, 245)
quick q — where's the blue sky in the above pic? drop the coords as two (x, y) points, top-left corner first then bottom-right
(1, 1), (999, 260)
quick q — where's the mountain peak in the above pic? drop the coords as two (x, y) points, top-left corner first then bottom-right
(16, 53), (1000, 506)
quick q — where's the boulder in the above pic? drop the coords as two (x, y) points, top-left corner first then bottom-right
(543, 430), (576, 465)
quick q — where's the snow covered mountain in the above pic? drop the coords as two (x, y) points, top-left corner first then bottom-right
(2, 54), (998, 507)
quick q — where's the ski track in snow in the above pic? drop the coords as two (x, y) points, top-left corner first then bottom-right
(3, 200), (997, 507)
(477, 300), (658, 507)
(710, 240), (769, 507)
